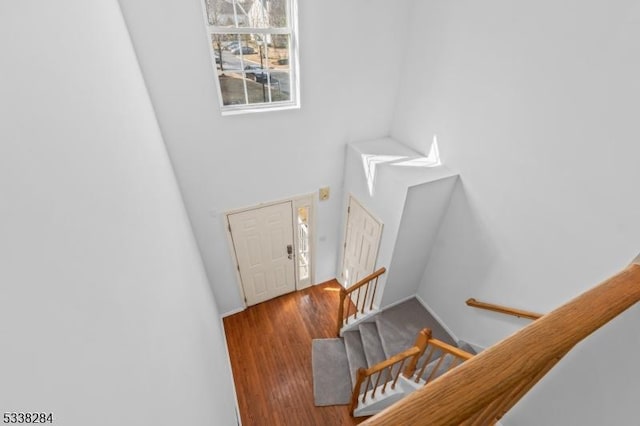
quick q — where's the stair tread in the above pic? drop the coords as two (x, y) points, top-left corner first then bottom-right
(343, 330), (368, 385)
(359, 322), (387, 367)
(376, 298), (456, 358)
(375, 315), (420, 359)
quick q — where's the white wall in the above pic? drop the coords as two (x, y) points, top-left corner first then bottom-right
(117, 0), (412, 314)
(383, 177), (457, 306)
(393, 0), (640, 424)
(0, 2), (236, 425)
(341, 139), (458, 308)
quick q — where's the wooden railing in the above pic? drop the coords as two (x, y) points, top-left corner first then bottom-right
(466, 298), (543, 320)
(350, 347), (420, 415)
(362, 257), (640, 425)
(405, 337), (474, 385)
(350, 328), (474, 415)
(337, 267), (386, 335)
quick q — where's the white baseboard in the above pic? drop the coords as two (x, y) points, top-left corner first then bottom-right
(220, 318), (242, 425)
(380, 293), (420, 311)
(415, 294), (459, 344)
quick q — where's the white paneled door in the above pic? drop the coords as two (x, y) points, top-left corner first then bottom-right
(228, 201), (296, 306)
(341, 196), (383, 288)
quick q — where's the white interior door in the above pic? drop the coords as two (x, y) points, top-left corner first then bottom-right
(341, 196), (383, 288)
(228, 201), (296, 306)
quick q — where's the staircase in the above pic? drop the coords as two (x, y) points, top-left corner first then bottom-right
(312, 294), (476, 417)
(312, 253), (640, 424)
(343, 297), (456, 388)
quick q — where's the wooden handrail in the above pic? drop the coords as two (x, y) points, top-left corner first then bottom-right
(466, 298), (543, 320)
(426, 339), (475, 362)
(347, 267), (387, 295)
(363, 347), (422, 378)
(337, 267), (387, 335)
(362, 259), (640, 425)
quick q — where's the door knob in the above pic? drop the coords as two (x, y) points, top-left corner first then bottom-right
(287, 244), (293, 259)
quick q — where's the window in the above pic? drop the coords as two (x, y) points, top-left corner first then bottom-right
(203, 0), (299, 114)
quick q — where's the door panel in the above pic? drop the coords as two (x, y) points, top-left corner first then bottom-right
(253, 273), (267, 298)
(228, 201), (296, 306)
(341, 196), (383, 288)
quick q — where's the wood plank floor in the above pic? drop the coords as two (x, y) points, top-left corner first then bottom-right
(223, 280), (369, 426)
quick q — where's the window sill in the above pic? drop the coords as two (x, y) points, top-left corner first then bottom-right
(220, 101), (300, 117)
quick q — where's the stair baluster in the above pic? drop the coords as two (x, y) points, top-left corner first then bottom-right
(354, 288), (362, 320)
(368, 276), (379, 311)
(389, 358), (406, 390)
(361, 284), (370, 316)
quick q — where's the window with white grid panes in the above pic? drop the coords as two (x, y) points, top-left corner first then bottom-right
(204, 0), (299, 114)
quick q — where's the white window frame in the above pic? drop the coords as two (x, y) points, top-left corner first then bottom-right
(202, 0), (300, 115)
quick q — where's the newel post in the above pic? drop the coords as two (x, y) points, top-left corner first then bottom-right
(337, 287), (347, 336)
(404, 328), (432, 378)
(349, 367), (368, 415)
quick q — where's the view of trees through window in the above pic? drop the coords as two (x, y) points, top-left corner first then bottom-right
(204, 0), (297, 111)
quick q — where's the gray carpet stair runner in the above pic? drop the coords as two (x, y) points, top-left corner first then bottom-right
(312, 297), (456, 406)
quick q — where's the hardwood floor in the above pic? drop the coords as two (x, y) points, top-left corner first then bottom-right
(223, 280), (369, 426)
